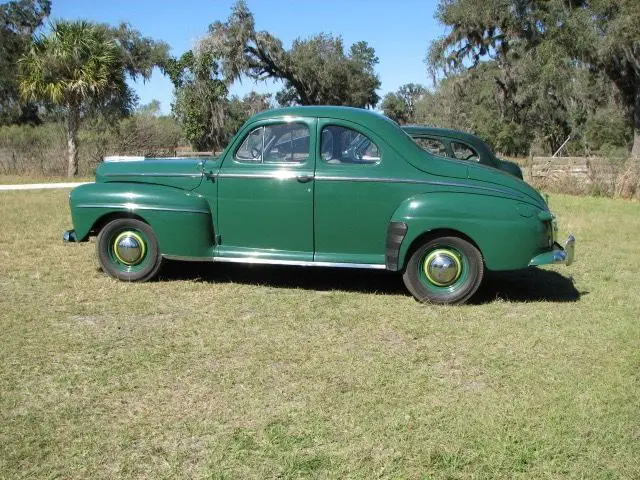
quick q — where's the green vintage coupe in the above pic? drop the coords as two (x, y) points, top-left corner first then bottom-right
(402, 125), (524, 179)
(64, 106), (574, 304)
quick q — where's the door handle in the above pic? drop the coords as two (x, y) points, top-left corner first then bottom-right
(296, 175), (314, 183)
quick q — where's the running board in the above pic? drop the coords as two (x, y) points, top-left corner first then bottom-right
(162, 254), (386, 270)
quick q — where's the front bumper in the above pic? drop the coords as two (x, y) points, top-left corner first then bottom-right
(63, 229), (77, 243)
(529, 234), (575, 267)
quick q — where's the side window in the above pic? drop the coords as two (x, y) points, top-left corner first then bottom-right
(451, 141), (479, 162)
(414, 137), (448, 157)
(320, 125), (380, 164)
(264, 124), (310, 163)
(235, 123), (310, 164)
(235, 126), (263, 162)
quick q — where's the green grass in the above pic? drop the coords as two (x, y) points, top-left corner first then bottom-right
(0, 190), (639, 479)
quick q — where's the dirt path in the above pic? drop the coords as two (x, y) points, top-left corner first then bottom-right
(0, 182), (91, 191)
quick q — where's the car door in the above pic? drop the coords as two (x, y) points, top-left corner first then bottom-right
(215, 118), (317, 262)
(313, 118), (409, 266)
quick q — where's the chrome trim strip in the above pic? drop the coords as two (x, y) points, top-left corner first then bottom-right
(315, 175), (428, 184)
(216, 172), (302, 180)
(213, 256), (386, 269)
(315, 175), (523, 198)
(162, 254), (213, 262)
(76, 203), (210, 214)
(102, 172), (203, 178)
(215, 172), (522, 198)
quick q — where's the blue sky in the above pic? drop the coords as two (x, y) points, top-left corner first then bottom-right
(49, 0), (444, 114)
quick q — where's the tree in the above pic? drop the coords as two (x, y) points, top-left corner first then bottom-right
(566, 0), (640, 156)
(136, 99), (162, 117)
(381, 93), (409, 123)
(19, 19), (171, 176)
(19, 21), (123, 177)
(223, 92), (272, 141)
(167, 50), (230, 151)
(198, 1), (380, 108)
(0, 0), (51, 124)
(413, 64), (535, 155)
(427, 0), (640, 156)
(397, 83), (427, 121)
(381, 83), (428, 124)
(238, 91), (271, 117)
(93, 22), (170, 122)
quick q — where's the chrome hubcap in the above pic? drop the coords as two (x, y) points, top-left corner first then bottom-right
(423, 249), (461, 287)
(113, 231), (145, 265)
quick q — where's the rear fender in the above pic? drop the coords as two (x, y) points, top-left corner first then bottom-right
(391, 192), (549, 271)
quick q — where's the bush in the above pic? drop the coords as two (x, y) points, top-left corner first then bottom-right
(0, 116), (182, 176)
(584, 107), (632, 152)
(0, 124), (68, 175)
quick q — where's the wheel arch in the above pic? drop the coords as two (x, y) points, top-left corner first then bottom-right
(400, 227), (483, 271)
(89, 211), (150, 237)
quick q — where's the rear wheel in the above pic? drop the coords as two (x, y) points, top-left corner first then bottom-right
(97, 218), (162, 281)
(402, 236), (483, 304)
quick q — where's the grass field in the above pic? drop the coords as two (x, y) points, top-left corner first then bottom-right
(0, 189), (638, 479)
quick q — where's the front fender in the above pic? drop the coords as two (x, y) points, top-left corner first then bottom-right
(391, 192), (550, 271)
(69, 182), (214, 258)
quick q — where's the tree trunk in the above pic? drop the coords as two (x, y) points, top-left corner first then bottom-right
(632, 89), (640, 158)
(66, 105), (79, 177)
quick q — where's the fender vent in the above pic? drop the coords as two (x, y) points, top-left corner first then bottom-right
(385, 222), (408, 271)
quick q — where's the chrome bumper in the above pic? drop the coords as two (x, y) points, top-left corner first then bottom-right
(63, 229), (77, 243)
(529, 234), (575, 267)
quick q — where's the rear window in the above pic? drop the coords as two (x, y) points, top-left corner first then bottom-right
(451, 141), (479, 162)
(414, 137), (447, 157)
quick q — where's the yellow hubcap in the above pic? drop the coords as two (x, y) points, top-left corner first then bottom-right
(113, 231), (146, 266)
(423, 249), (462, 287)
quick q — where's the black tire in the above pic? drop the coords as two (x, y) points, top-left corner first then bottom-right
(96, 218), (163, 282)
(402, 236), (484, 304)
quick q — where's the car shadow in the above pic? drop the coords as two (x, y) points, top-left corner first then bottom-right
(159, 261), (406, 295)
(472, 268), (583, 304)
(159, 260), (582, 304)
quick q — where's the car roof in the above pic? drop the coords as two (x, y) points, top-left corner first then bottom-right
(231, 107), (477, 176)
(401, 125), (485, 144)
(248, 106), (413, 149)
(250, 106), (400, 133)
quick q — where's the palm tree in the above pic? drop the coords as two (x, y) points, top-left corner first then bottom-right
(19, 21), (121, 177)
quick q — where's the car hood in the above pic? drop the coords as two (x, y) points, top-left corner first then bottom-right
(95, 158), (214, 190)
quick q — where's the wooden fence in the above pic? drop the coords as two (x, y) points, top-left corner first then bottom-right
(527, 156), (639, 198)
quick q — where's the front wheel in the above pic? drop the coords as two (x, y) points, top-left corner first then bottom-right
(97, 218), (163, 281)
(402, 236), (484, 304)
